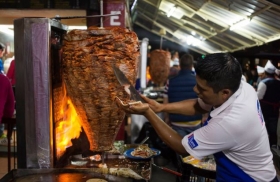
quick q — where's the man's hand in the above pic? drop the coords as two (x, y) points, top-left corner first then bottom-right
(115, 96), (150, 115)
(141, 95), (164, 113)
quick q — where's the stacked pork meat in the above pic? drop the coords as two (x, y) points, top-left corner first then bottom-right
(149, 49), (171, 86)
(62, 27), (140, 152)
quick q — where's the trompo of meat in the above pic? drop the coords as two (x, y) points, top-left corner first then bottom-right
(62, 27), (140, 151)
(149, 49), (171, 86)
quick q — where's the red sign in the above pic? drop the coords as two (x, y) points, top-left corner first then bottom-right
(103, 0), (126, 27)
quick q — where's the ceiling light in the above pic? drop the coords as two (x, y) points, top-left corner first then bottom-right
(167, 6), (177, 18)
(230, 18), (251, 31)
(0, 25), (13, 29)
(131, 0), (138, 11)
(182, 35), (201, 47)
(200, 36), (205, 41)
(68, 26), (87, 30)
(186, 36), (194, 45)
(0, 25), (14, 36)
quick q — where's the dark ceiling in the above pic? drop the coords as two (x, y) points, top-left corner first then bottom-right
(130, 0), (280, 57)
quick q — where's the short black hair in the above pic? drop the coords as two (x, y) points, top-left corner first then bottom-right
(195, 53), (242, 93)
(180, 54), (193, 70)
(0, 43), (5, 51)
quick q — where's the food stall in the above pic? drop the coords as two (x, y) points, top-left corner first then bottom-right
(0, 15), (156, 182)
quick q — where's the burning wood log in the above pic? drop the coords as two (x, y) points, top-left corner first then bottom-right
(62, 27), (140, 152)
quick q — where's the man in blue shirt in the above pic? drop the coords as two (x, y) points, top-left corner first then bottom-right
(164, 54), (202, 136)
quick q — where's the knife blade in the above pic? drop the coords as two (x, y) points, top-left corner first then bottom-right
(113, 65), (145, 103)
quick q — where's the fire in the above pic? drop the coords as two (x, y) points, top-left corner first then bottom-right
(55, 94), (82, 158)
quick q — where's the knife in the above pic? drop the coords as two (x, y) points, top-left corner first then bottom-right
(113, 65), (145, 103)
(152, 163), (182, 177)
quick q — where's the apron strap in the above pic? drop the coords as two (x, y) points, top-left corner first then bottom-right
(214, 152), (255, 182)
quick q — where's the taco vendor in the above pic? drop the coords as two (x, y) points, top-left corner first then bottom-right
(116, 53), (277, 182)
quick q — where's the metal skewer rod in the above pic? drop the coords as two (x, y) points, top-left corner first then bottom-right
(160, 36), (163, 49)
(100, 0), (104, 28)
(102, 152), (105, 165)
(50, 13), (120, 20)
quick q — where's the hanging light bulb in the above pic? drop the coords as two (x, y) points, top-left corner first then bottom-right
(159, 28), (166, 35)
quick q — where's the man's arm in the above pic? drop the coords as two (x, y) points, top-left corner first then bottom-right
(118, 97), (188, 154)
(163, 80), (170, 124)
(142, 95), (208, 115)
(163, 96), (170, 124)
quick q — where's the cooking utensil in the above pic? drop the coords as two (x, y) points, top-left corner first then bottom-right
(113, 65), (145, 103)
(152, 163), (182, 177)
(123, 148), (161, 159)
(140, 137), (149, 144)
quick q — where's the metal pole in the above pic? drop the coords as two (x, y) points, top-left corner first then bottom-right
(100, 0), (103, 27)
(160, 36), (163, 49)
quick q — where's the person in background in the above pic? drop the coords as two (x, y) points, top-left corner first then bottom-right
(257, 60), (280, 146)
(168, 58), (180, 79)
(163, 54), (204, 179)
(170, 51), (179, 67)
(246, 70), (253, 84)
(117, 53), (277, 181)
(274, 68), (280, 149)
(164, 54), (202, 135)
(275, 68), (280, 81)
(256, 65), (265, 87)
(251, 69), (258, 89)
(0, 43), (7, 140)
(0, 43), (5, 74)
(6, 59), (15, 99)
(6, 59), (15, 87)
(0, 73), (15, 144)
(241, 74), (247, 82)
(191, 61), (196, 75)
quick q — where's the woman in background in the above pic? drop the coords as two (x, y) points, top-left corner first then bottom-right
(0, 43), (5, 74)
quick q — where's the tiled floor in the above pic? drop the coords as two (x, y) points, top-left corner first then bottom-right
(0, 152), (17, 179)
(0, 129), (17, 179)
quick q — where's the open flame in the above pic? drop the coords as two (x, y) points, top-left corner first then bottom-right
(55, 87), (82, 158)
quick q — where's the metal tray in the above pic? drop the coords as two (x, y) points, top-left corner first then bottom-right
(68, 152), (152, 180)
(179, 155), (216, 180)
(0, 168), (134, 182)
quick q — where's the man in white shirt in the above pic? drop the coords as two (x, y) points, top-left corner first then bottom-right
(117, 53), (277, 181)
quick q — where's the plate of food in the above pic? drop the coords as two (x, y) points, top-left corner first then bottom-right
(182, 155), (216, 171)
(123, 145), (161, 159)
